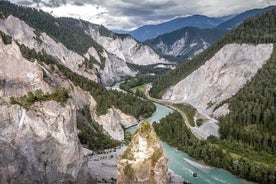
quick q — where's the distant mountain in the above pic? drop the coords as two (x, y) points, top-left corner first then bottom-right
(217, 5), (276, 30)
(145, 6), (276, 60)
(144, 27), (227, 60)
(129, 15), (225, 42)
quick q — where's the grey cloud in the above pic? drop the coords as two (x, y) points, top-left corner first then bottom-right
(10, 0), (276, 30)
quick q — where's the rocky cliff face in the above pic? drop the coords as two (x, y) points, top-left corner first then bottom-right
(0, 38), (49, 97)
(86, 24), (169, 65)
(0, 100), (94, 183)
(0, 15), (97, 82)
(0, 36), (94, 182)
(95, 108), (138, 141)
(0, 15), (136, 85)
(0, 28), (137, 182)
(163, 44), (273, 117)
(117, 121), (168, 184)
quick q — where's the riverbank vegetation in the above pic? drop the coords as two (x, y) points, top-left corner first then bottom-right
(153, 111), (276, 183)
(173, 104), (196, 127)
(120, 75), (155, 92)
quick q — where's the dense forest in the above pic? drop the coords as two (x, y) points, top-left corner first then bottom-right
(219, 45), (276, 153)
(153, 8), (276, 184)
(150, 9), (276, 98)
(119, 75), (154, 93)
(18, 43), (156, 119)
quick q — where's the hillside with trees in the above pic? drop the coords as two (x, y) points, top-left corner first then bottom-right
(152, 8), (276, 184)
(0, 1), (102, 55)
(150, 8), (276, 98)
(18, 43), (156, 119)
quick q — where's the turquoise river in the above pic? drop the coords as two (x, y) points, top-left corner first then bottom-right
(110, 83), (247, 184)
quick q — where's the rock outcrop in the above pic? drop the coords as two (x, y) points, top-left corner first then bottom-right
(0, 101), (94, 183)
(0, 38), (49, 97)
(163, 44), (273, 116)
(117, 121), (168, 184)
(95, 108), (138, 141)
(0, 29), (136, 182)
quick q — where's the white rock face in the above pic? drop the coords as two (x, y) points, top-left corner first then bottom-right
(87, 25), (169, 65)
(71, 85), (138, 141)
(163, 44), (273, 116)
(95, 108), (138, 141)
(0, 39), (49, 97)
(0, 101), (93, 183)
(0, 15), (97, 82)
(99, 51), (136, 84)
(117, 121), (168, 184)
(0, 15), (137, 85)
(154, 35), (209, 58)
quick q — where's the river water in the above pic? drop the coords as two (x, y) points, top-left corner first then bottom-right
(109, 83), (244, 184)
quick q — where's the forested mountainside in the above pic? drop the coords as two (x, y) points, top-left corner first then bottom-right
(152, 8), (276, 184)
(0, 1), (169, 85)
(217, 5), (276, 30)
(150, 8), (276, 99)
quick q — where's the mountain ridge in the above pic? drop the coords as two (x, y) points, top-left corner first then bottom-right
(144, 5), (275, 61)
(128, 15), (225, 41)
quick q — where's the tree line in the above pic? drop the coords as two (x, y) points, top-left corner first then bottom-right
(153, 111), (276, 184)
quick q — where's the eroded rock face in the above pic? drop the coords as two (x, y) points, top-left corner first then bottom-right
(163, 43), (273, 116)
(86, 24), (169, 66)
(117, 121), (168, 184)
(0, 101), (94, 183)
(0, 39), (49, 97)
(95, 108), (138, 141)
(99, 51), (136, 85)
(0, 15), (98, 82)
(0, 15), (135, 85)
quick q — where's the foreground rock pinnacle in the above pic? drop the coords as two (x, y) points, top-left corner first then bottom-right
(117, 121), (168, 184)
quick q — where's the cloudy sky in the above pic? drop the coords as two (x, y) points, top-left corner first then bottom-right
(10, 0), (276, 31)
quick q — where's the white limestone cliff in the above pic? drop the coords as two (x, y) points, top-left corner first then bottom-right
(95, 108), (138, 141)
(163, 44), (273, 116)
(86, 24), (169, 65)
(0, 38), (49, 97)
(0, 15), (136, 85)
(0, 101), (94, 183)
